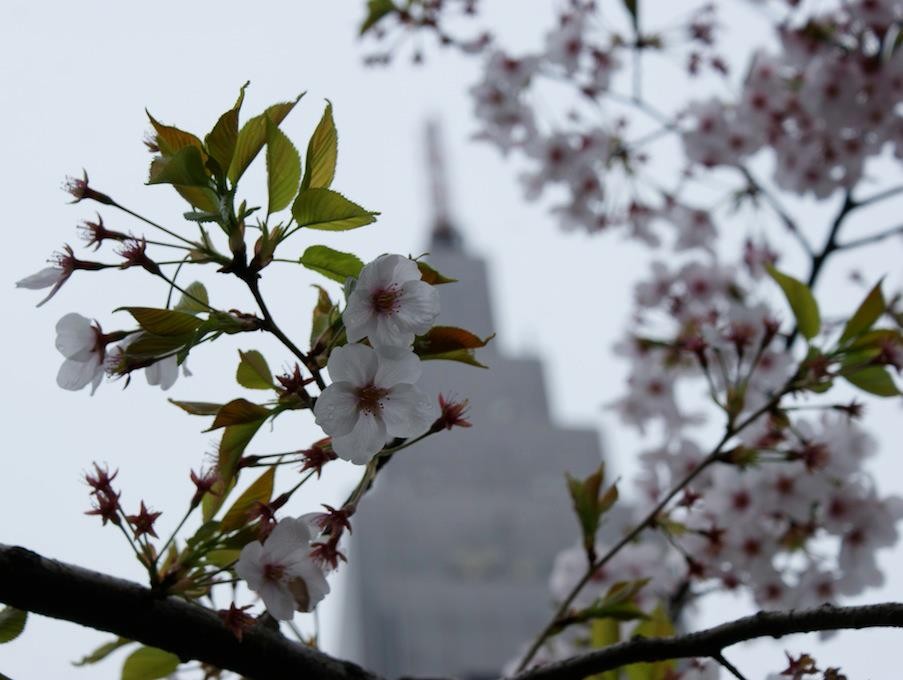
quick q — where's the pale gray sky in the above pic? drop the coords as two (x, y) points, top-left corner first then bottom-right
(1, 1), (901, 678)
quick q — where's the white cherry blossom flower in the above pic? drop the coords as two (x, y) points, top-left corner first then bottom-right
(145, 355), (190, 391)
(235, 517), (330, 620)
(314, 344), (437, 464)
(343, 254), (439, 348)
(54, 313), (106, 394)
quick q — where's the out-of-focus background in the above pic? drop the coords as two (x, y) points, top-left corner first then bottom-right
(1, 1), (901, 678)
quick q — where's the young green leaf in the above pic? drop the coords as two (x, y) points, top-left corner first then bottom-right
(766, 265), (821, 340)
(205, 82), (248, 175)
(414, 327), (494, 358)
(291, 188), (378, 231)
(624, 604), (676, 680)
(417, 261), (458, 285)
(228, 95), (304, 184)
(567, 465), (605, 559)
(121, 307), (204, 337)
(265, 117), (302, 214)
(588, 618), (620, 680)
(301, 102), (338, 191)
(0, 607), (26, 644)
(121, 646), (180, 680)
(147, 146), (211, 188)
(207, 399), (272, 430)
(174, 186), (220, 213)
(236, 350), (275, 390)
(300, 245), (364, 283)
(174, 281), (210, 315)
(220, 467), (276, 531)
(168, 400), (224, 416)
(146, 112), (204, 157)
(840, 281), (885, 344)
(843, 366), (901, 397)
(413, 326), (494, 367)
(72, 638), (133, 667)
(360, 0), (396, 35)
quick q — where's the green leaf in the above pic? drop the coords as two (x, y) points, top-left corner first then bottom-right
(147, 112), (204, 157)
(207, 399), (271, 430)
(202, 478), (234, 522)
(843, 366), (901, 397)
(0, 607), (26, 644)
(73, 638), (133, 667)
(622, 0), (639, 33)
(217, 420), (265, 487)
(265, 117), (302, 214)
(588, 618), (620, 680)
(175, 185), (220, 213)
(310, 285), (341, 349)
(121, 646), (180, 680)
(414, 326), (494, 367)
(121, 307), (204, 337)
(147, 146), (211, 188)
(174, 282), (210, 315)
(168, 400), (223, 416)
(205, 82), (248, 175)
(205, 549), (241, 567)
(301, 102), (338, 191)
(299, 245), (363, 283)
(360, 0), (396, 35)
(766, 265), (821, 340)
(124, 333), (192, 359)
(624, 604), (675, 680)
(236, 350), (275, 390)
(417, 261), (457, 285)
(840, 281), (885, 344)
(291, 188), (378, 231)
(421, 348), (488, 368)
(228, 95), (304, 184)
(220, 467), (275, 531)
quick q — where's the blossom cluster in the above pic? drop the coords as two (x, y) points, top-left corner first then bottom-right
(682, 2), (903, 198)
(313, 253), (440, 464)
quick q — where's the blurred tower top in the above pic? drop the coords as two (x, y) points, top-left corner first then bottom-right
(426, 120), (464, 251)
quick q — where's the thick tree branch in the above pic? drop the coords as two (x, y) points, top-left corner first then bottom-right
(0, 544), (380, 680)
(513, 603), (903, 680)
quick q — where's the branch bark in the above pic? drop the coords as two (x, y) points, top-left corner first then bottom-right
(512, 603), (903, 680)
(0, 544), (380, 680)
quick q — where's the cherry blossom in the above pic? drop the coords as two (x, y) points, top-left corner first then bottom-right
(343, 254), (440, 348)
(235, 517), (330, 620)
(54, 313), (107, 394)
(313, 344), (436, 464)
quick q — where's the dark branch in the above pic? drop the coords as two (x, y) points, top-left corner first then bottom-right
(0, 544), (380, 680)
(512, 603), (903, 680)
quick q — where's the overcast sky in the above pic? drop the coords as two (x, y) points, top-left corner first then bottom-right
(2, 1), (902, 678)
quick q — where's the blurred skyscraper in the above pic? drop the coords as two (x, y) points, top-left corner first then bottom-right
(344, 123), (603, 678)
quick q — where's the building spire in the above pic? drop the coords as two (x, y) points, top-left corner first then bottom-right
(425, 120), (463, 251)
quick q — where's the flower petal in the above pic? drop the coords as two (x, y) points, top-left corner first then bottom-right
(259, 581), (296, 621)
(265, 518), (314, 564)
(235, 541), (265, 590)
(342, 292), (374, 344)
(57, 356), (103, 392)
(374, 346), (422, 387)
(16, 267), (63, 290)
(55, 313), (96, 360)
(313, 383), (360, 437)
(331, 412), (387, 464)
(397, 280), (440, 334)
(382, 384), (437, 438)
(146, 356), (179, 390)
(325, 344), (377, 386)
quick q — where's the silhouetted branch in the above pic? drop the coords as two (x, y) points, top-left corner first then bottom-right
(512, 603), (903, 680)
(0, 544), (380, 680)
